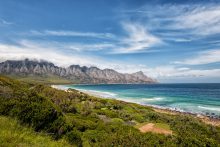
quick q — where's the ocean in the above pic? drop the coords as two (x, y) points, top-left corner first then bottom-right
(57, 84), (220, 118)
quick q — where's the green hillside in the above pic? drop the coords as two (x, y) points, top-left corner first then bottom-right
(6, 74), (74, 84)
(0, 75), (220, 146)
(0, 116), (71, 147)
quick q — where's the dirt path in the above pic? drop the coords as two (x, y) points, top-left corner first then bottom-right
(139, 123), (172, 135)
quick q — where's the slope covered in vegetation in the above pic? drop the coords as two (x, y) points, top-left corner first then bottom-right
(0, 75), (220, 146)
(0, 116), (70, 147)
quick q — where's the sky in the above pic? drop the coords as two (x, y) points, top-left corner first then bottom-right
(0, 0), (220, 83)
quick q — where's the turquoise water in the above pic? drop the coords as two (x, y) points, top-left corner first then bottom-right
(60, 84), (220, 117)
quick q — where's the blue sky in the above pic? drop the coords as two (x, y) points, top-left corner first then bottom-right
(0, 0), (220, 83)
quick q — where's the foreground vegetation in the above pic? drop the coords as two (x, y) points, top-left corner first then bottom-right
(0, 116), (70, 147)
(0, 75), (220, 146)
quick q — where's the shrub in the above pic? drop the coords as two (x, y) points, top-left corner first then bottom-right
(66, 129), (82, 146)
(0, 89), (66, 137)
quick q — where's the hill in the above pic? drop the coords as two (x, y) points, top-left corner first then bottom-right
(0, 75), (219, 146)
(0, 116), (70, 146)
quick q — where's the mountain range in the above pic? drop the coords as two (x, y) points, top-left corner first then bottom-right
(0, 59), (157, 84)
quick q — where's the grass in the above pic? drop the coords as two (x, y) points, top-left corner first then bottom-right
(0, 116), (71, 147)
(7, 74), (73, 84)
(155, 123), (171, 130)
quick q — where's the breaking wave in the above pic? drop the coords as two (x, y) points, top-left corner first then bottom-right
(141, 97), (165, 101)
(75, 89), (118, 98)
(198, 106), (220, 112)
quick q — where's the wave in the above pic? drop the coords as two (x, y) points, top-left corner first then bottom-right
(198, 106), (220, 112)
(75, 89), (118, 98)
(141, 97), (164, 102)
(52, 85), (118, 98)
(117, 97), (143, 104)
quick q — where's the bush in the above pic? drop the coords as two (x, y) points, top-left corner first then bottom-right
(0, 89), (66, 137)
(111, 118), (124, 124)
(66, 129), (82, 146)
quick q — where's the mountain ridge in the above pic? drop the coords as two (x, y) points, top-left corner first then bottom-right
(0, 59), (157, 84)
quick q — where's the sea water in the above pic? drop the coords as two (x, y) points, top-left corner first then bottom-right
(60, 84), (220, 118)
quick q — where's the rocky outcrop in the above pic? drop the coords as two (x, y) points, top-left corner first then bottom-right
(0, 59), (157, 84)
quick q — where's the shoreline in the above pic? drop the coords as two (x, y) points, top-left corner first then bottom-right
(51, 85), (220, 127)
(152, 106), (220, 126)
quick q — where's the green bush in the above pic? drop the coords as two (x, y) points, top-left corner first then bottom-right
(66, 129), (82, 146)
(0, 89), (66, 138)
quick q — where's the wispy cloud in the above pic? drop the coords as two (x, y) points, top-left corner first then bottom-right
(172, 5), (220, 35)
(111, 22), (162, 53)
(29, 22), (162, 54)
(125, 4), (220, 41)
(17, 39), (114, 52)
(67, 43), (115, 52)
(174, 49), (220, 65)
(30, 30), (116, 39)
(0, 18), (13, 26)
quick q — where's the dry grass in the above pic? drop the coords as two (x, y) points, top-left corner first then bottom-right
(137, 122), (173, 135)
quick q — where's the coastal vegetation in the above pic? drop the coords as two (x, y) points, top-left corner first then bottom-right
(0, 116), (70, 147)
(0, 75), (220, 146)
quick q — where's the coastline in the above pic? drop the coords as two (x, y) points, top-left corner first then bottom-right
(51, 85), (220, 127)
(152, 107), (220, 126)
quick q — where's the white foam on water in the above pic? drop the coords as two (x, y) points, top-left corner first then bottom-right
(198, 106), (220, 112)
(141, 97), (164, 101)
(117, 97), (142, 104)
(75, 89), (118, 98)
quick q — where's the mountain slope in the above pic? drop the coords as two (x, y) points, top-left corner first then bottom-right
(0, 59), (157, 84)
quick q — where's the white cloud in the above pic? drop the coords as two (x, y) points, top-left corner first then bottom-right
(146, 66), (220, 78)
(30, 22), (162, 54)
(111, 22), (162, 53)
(128, 4), (220, 39)
(134, 65), (220, 81)
(30, 30), (116, 39)
(173, 5), (220, 35)
(0, 40), (108, 67)
(67, 43), (115, 51)
(174, 49), (220, 65)
(109, 64), (220, 81)
(18, 39), (114, 52)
